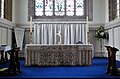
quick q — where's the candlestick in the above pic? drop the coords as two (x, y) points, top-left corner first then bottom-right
(29, 16), (32, 44)
(86, 16), (90, 44)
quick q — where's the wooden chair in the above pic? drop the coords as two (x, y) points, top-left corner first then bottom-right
(0, 46), (22, 75)
(8, 47), (22, 74)
(105, 46), (120, 76)
(105, 46), (113, 74)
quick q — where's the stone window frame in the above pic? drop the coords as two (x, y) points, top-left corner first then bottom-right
(0, 0), (12, 21)
(28, 0), (93, 21)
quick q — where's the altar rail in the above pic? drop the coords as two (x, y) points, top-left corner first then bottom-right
(25, 44), (93, 66)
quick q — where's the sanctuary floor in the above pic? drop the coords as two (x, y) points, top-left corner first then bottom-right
(0, 57), (120, 78)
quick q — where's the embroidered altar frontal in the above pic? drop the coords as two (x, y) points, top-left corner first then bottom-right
(25, 44), (93, 66)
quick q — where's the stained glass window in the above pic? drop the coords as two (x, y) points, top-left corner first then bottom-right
(55, 0), (65, 16)
(76, 0), (84, 16)
(35, 0), (84, 16)
(0, 0), (12, 21)
(117, 0), (119, 18)
(30, 0), (93, 20)
(45, 0), (53, 16)
(109, 0), (120, 21)
(66, 0), (74, 16)
(35, 0), (43, 16)
(1, 0), (4, 18)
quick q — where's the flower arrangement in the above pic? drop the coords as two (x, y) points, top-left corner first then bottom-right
(95, 25), (109, 40)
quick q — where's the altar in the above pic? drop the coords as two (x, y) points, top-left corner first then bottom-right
(25, 44), (93, 66)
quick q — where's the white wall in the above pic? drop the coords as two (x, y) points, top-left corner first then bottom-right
(0, 26), (12, 46)
(12, 0), (107, 57)
(0, 0), (15, 46)
(104, 0), (109, 23)
(12, 0), (15, 23)
(0, 0), (108, 57)
(13, 0), (106, 28)
(14, 0), (28, 24)
(104, 0), (120, 61)
(105, 18), (120, 61)
(0, 18), (13, 46)
(11, 0), (120, 60)
(92, 0), (105, 24)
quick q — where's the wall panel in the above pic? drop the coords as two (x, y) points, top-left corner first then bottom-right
(1, 27), (7, 45)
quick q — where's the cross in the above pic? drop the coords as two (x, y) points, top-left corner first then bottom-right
(56, 31), (61, 44)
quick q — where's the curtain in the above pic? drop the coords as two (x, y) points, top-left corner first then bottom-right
(34, 23), (87, 44)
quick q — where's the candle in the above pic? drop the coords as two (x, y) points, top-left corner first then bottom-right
(30, 16), (32, 32)
(29, 16), (33, 44)
(86, 15), (89, 32)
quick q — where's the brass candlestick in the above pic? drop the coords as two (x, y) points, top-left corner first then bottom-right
(29, 31), (32, 44)
(87, 31), (90, 44)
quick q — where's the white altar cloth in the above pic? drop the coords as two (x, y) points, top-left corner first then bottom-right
(25, 44), (93, 66)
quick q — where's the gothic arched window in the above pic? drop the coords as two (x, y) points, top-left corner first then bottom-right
(109, 0), (120, 21)
(0, 0), (12, 21)
(28, 0), (93, 21)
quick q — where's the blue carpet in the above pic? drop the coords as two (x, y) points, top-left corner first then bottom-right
(0, 57), (120, 78)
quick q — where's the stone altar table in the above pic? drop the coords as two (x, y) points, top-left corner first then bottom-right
(25, 44), (93, 66)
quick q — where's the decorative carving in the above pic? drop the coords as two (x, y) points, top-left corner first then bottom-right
(25, 44), (93, 66)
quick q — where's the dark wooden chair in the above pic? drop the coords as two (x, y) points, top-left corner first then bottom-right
(0, 46), (22, 75)
(0, 45), (11, 64)
(105, 46), (120, 76)
(8, 47), (22, 74)
(105, 46), (113, 74)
